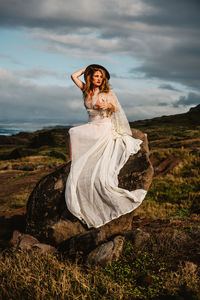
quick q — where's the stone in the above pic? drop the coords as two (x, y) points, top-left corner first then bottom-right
(58, 228), (106, 256)
(22, 165), (34, 171)
(32, 243), (56, 254)
(54, 179), (63, 190)
(122, 228), (151, 249)
(86, 235), (125, 267)
(50, 220), (86, 245)
(25, 128), (153, 253)
(87, 241), (114, 266)
(18, 234), (39, 250)
(35, 164), (45, 170)
(9, 230), (22, 247)
(112, 235), (125, 261)
(133, 229), (151, 249)
(9, 231), (56, 254)
(59, 210), (139, 256)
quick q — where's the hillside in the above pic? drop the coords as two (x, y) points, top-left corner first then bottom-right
(0, 110), (200, 299)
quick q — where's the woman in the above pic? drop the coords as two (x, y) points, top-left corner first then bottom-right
(65, 64), (147, 228)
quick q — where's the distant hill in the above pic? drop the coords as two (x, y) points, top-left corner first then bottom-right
(0, 109), (199, 150)
(189, 104), (200, 112)
(130, 109), (200, 129)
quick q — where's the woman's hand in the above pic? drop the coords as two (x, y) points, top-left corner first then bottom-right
(94, 99), (109, 110)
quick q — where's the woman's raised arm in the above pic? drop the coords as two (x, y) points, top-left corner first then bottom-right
(71, 68), (86, 90)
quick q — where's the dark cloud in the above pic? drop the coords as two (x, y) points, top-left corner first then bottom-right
(159, 84), (180, 92)
(174, 92), (200, 107)
(1, 0), (199, 31)
(158, 102), (168, 106)
(0, 1), (116, 30)
(139, 0), (200, 28)
(133, 50), (200, 90)
(0, 0), (200, 114)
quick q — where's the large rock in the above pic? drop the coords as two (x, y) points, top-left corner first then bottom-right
(86, 235), (125, 266)
(25, 129), (153, 252)
(10, 230), (56, 254)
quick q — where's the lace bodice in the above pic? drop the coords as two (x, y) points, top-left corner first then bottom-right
(84, 89), (117, 117)
(84, 88), (132, 136)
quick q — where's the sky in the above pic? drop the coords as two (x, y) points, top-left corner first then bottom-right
(0, 0), (200, 128)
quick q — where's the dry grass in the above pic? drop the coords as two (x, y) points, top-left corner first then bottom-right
(10, 190), (31, 208)
(135, 199), (179, 219)
(1, 237), (199, 299)
(163, 261), (200, 298)
(0, 249), (124, 300)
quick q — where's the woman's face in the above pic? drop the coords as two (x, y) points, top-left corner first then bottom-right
(92, 70), (103, 87)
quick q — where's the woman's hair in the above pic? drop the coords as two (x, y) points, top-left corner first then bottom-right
(83, 67), (110, 98)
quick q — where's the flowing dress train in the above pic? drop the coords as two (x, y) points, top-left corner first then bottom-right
(65, 89), (147, 228)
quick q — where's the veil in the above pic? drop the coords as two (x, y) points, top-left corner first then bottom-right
(108, 90), (132, 136)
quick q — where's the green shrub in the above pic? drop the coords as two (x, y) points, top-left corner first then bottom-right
(46, 150), (66, 161)
(103, 241), (165, 299)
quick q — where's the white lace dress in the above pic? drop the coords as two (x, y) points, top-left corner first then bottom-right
(65, 89), (147, 228)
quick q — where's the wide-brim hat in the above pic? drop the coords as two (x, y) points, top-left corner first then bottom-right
(84, 64), (110, 81)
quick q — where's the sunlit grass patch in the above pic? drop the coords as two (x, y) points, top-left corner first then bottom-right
(144, 147), (200, 217)
(44, 150), (67, 161)
(10, 191), (31, 208)
(135, 198), (179, 219)
(103, 241), (166, 299)
(148, 175), (199, 204)
(0, 248), (124, 300)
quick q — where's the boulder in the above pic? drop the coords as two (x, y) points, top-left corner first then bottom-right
(15, 233), (39, 250)
(133, 228), (151, 249)
(10, 230), (56, 254)
(86, 235), (125, 267)
(9, 230), (22, 247)
(31, 243), (56, 254)
(25, 129), (153, 254)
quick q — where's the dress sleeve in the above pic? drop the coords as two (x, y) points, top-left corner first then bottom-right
(109, 90), (133, 136)
(107, 90), (119, 112)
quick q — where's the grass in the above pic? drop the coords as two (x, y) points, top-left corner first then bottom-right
(0, 248), (124, 300)
(103, 242), (166, 299)
(0, 241), (200, 299)
(163, 261), (200, 299)
(10, 191), (31, 208)
(135, 139), (200, 219)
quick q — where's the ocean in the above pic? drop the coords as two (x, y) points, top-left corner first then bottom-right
(0, 125), (43, 136)
(0, 123), (74, 136)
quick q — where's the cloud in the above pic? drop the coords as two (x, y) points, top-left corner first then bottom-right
(0, 0), (199, 123)
(0, 67), (87, 124)
(157, 102), (169, 106)
(14, 68), (61, 79)
(0, 53), (22, 65)
(159, 84), (180, 92)
(140, 0), (200, 29)
(133, 41), (200, 90)
(174, 92), (200, 107)
(0, 0), (147, 30)
(28, 29), (127, 61)
(1, 1), (199, 90)
(0, 67), (186, 124)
